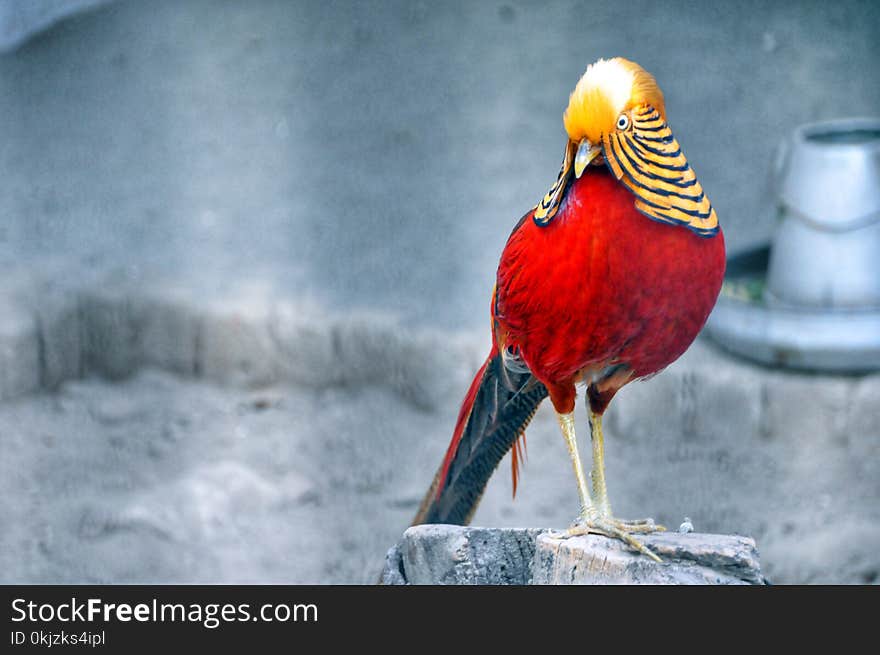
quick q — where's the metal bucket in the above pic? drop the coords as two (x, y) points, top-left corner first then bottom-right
(705, 117), (880, 372)
(767, 118), (880, 309)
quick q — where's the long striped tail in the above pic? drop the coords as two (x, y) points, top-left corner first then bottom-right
(412, 345), (547, 526)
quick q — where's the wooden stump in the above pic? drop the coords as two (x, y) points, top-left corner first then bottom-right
(381, 525), (765, 585)
(531, 531), (764, 585)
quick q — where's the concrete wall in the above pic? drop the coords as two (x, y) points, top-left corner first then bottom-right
(1, 0), (878, 329)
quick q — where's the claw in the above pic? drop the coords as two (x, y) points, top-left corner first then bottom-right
(609, 518), (667, 533)
(550, 515), (665, 563)
(567, 521), (661, 563)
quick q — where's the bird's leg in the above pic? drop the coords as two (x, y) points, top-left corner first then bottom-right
(551, 410), (661, 562)
(587, 410), (665, 534)
(589, 410), (613, 518)
(557, 411), (597, 521)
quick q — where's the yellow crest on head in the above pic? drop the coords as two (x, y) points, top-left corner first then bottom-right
(563, 58), (665, 144)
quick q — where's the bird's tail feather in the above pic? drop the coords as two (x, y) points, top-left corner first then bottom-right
(412, 344), (547, 526)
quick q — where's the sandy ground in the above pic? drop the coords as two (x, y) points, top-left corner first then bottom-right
(2, 342), (877, 585)
(0, 369), (426, 584)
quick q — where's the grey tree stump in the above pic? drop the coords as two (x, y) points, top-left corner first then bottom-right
(381, 525), (765, 585)
(532, 531), (764, 584)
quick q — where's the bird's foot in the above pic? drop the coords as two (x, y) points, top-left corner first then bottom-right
(547, 514), (665, 562)
(599, 516), (666, 534)
(573, 511), (666, 534)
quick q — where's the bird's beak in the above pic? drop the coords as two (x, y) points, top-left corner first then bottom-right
(574, 138), (602, 178)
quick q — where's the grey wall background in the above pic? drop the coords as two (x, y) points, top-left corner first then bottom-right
(1, 0), (877, 328)
(1, 0), (879, 585)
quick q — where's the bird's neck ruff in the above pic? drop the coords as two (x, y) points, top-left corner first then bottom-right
(601, 106), (718, 236)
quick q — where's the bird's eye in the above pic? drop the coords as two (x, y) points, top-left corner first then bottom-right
(616, 113), (631, 131)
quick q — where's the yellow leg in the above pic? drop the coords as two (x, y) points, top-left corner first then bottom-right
(589, 411), (613, 517)
(552, 411), (661, 562)
(557, 411), (597, 520)
(588, 410), (666, 533)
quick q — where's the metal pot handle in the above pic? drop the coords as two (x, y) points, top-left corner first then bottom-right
(771, 136), (790, 193)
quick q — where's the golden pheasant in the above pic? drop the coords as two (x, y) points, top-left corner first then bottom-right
(413, 57), (725, 561)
